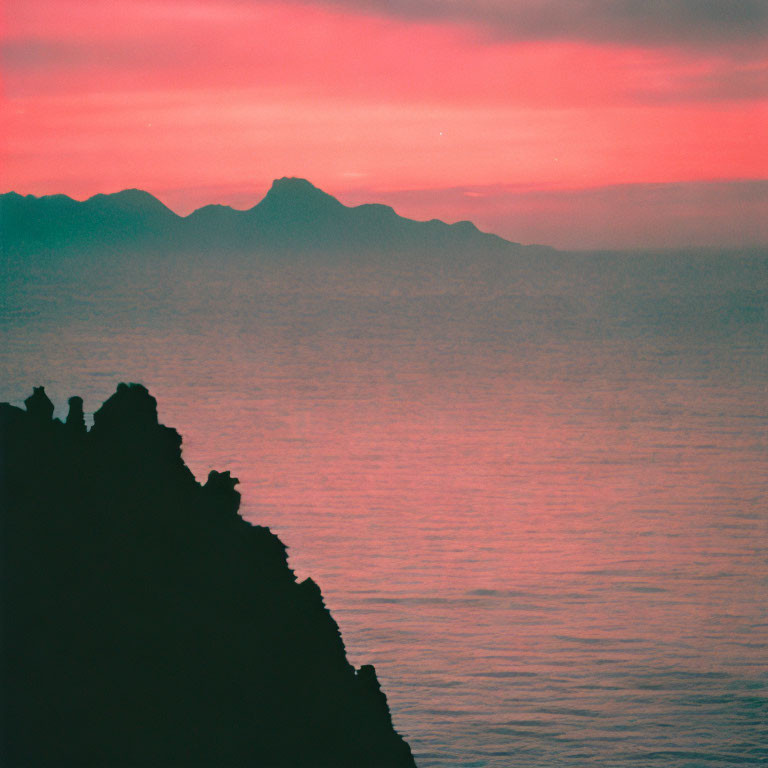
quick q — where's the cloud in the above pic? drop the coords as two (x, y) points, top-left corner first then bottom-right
(9, 0), (766, 53)
(639, 61), (768, 102)
(4, 1), (766, 108)
(1, 39), (177, 71)
(304, 0), (768, 50)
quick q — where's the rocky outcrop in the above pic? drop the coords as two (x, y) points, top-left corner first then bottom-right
(0, 384), (416, 768)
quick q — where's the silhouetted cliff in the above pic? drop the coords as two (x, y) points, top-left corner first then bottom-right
(0, 384), (417, 768)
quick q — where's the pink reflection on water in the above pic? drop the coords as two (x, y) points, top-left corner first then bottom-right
(3, 268), (766, 766)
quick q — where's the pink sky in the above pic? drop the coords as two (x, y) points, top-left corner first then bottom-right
(2, 0), (767, 248)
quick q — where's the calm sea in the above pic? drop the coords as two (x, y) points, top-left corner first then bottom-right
(2, 249), (766, 767)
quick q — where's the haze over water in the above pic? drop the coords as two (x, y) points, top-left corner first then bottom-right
(2, 249), (766, 767)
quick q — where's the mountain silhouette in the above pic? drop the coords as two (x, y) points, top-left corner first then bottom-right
(1, 177), (519, 257)
(0, 384), (417, 767)
(260, 177), (347, 215)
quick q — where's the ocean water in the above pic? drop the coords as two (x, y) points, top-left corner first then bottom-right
(2, 249), (767, 766)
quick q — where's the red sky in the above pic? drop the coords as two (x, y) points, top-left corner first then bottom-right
(2, 0), (767, 248)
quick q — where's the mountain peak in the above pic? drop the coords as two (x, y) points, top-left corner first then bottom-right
(259, 177), (344, 211)
(268, 176), (323, 195)
(85, 189), (174, 215)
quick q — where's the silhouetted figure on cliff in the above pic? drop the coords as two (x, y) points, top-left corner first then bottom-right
(0, 384), (416, 768)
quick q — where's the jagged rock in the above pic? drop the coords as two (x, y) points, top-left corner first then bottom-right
(92, 381), (160, 432)
(205, 468), (240, 494)
(0, 384), (416, 768)
(23, 385), (53, 423)
(65, 395), (86, 433)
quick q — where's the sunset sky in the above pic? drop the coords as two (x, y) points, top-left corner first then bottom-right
(2, 0), (767, 248)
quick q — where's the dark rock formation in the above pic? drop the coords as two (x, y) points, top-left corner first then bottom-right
(23, 386), (54, 423)
(0, 384), (416, 768)
(65, 395), (86, 433)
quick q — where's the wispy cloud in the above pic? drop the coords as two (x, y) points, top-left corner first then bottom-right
(3, 1), (766, 107)
(298, 0), (768, 51)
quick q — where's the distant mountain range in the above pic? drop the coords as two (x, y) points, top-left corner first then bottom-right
(1, 177), (527, 257)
